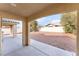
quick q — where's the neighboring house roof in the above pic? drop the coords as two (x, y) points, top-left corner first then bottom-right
(46, 21), (61, 27)
(50, 20), (61, 25)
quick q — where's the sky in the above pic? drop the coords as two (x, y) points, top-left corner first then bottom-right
(36, 14), (62, 26)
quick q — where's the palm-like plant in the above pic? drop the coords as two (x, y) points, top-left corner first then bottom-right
(60, 11), (77, 34)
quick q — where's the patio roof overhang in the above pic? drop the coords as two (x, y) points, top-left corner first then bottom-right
(0, 3), (52, 21)
(0, 4), (79, 21)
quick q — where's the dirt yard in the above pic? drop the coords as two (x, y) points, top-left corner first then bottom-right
(30, 32), (76, 52)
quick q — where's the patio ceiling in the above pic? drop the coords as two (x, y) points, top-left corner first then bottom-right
(0, 3), (51, 17)
(0, 3), (79, 21)
(0, 3), (79, 26)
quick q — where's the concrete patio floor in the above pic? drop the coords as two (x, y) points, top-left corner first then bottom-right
(2, 34), (75, 56)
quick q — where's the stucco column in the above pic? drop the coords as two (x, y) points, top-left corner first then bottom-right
(22, 18), (29, 46)
(77, 11), (79, 55)
(0, 17), (2, 55)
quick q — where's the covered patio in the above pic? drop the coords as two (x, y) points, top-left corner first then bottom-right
(2, 22), (76, 56)
(0, 3), (79, 56)
(3, 35), (75, 56)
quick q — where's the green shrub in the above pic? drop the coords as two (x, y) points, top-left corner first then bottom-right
(30, 21), (38, 32)
(61, 11), (77, 34)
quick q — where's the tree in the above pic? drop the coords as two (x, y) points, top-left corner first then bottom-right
(60, 11), (77, 34)
(30, 21), (38, 32)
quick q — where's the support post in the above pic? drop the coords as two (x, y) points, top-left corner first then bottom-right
(77, 11), (79, 55)
(22, 18), (29, 46)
